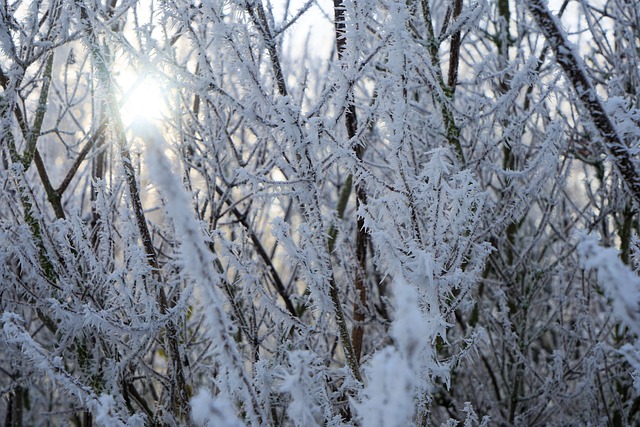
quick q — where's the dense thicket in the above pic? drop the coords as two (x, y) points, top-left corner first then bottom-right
(2, 0), (640, 426)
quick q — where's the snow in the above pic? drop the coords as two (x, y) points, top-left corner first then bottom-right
(190, 389), (245, 427)
(578, 233), (640, 335)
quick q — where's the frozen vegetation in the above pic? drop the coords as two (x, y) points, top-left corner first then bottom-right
(2, 0), (640, 425)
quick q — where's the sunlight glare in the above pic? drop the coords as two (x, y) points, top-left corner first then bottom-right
(120, 73), (167, 126)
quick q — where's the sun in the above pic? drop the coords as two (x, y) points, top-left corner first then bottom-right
(119, 72), (167, 126)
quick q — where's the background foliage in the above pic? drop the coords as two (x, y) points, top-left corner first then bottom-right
(2, 0), (640, 426)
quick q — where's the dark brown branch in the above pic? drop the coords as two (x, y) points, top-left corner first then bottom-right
(526, 0), (640, 205)
(1, 54), (65, 219)
(33, 149), (64, 219)
(214, 185), (298, 317)
(247, 2), (288, 97)
(334, 0), (368, 365)
(420, 0), (465, 163)
(22, 53), (54, 169)
(446, 0), (463, 92)
(57, 120), (107, 196)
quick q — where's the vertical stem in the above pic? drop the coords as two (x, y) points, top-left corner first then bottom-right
(333, 0), (368, 363)
(90, 101), (107, 235)
(5, 385), (25, 427)
(446, 0), (463, 92)
(352, 193), (367, 362)
(76, 1), (191, 418)
(248, 2), (288, 97)
(419, 0), (465, 163)
(620, 203), (634, 265)
(21, 53), (54, 169)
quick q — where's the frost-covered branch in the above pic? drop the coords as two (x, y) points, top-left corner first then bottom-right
(526, 0), (640, 205)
